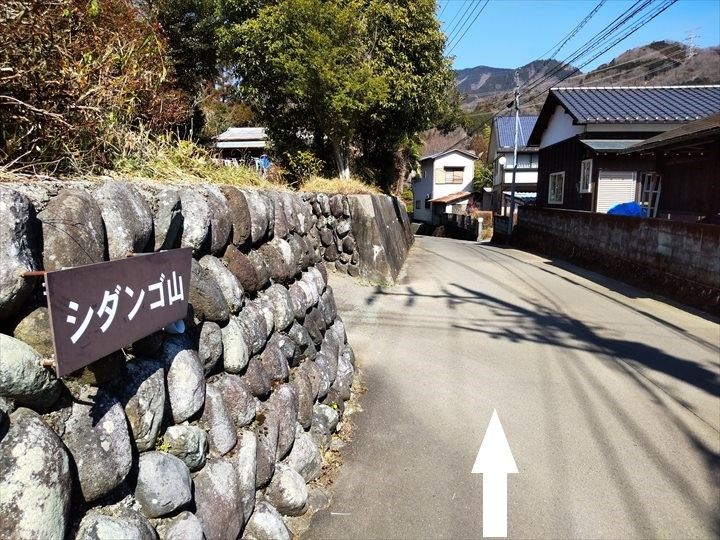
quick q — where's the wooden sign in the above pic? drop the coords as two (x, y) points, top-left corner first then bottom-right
(44, 248), (192, 377)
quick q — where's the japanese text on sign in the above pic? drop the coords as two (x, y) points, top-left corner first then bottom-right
(45, 248), (192, 377)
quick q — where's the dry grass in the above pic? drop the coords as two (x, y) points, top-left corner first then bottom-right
(300, 175), (380, 195)
(112, 133), (285, 188)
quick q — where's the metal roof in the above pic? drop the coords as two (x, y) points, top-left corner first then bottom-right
(502, 191), (536, 203)
(216, 127), (267, 141)
(621, 112), (720, 153)
(580, 139), (644, 152)
(494, 115), (538, 148)
(552, 86), (720, 124)
(429, 191), (473, 204)
(420, 148), (477, 162)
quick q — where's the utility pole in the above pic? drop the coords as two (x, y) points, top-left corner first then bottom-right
(685, 28), (700, 59)
(509, 71), (520, 233)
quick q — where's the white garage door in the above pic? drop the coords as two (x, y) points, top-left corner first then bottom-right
(596, 171), (637, 213)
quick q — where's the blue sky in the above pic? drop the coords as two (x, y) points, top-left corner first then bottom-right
(441, 0), (720, 71)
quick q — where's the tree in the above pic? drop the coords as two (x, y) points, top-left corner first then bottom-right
(355, 0), (461, 191)
(151, 0), (221, 94)
(221, 0), (388, 179)
(473, 161), (493, 192)
(220, 0), (458, 181)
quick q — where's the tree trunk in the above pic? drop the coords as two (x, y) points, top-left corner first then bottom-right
(331, 139), (350, 180)
(393, 149), (406, 196)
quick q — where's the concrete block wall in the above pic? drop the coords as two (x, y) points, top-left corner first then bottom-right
(0, 180), (411, 539)
(514, 207), (720, 313)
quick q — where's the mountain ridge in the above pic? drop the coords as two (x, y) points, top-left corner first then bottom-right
(456, 40), (720, 112)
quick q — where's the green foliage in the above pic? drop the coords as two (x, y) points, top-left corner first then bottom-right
(155, 437), (171, 453)
(151, 0), (222, 94)
(200, 98), (256, 140)
(220, 0), (458, 182)
(284, 150), (324, 182)
(221, 0), (389, 179)
(473, 161), (493, 192)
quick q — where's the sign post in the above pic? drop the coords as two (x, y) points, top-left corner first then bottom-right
(44, 248), (192, 377)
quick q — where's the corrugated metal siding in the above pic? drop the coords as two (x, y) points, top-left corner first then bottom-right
(494, 116), (539, 148)
(596, 172), (637, 213)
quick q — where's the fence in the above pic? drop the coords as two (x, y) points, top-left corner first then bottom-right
(513, 206), (720, 313)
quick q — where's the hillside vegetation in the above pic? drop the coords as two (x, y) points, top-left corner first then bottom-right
(0, 0), (459, 193)
(457, 41), (720, 114)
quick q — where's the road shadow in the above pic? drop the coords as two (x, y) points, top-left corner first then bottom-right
(365, 276), (720, 534)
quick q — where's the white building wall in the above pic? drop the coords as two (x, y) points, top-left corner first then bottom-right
(540, 105), (584, 148)
(431, 153), (475, 197)
(502, 170), (538, 185)
(412, 151), (475, 223)
(412, 161), (435, 222)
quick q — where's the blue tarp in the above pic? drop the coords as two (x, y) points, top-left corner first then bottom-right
(607, 201), (646, 217)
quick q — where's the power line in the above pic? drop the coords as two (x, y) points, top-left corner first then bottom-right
(445, 1), (477, 46)
(523, 0), (655, 94)
(447, 0), (490, 53)
(464, 0), (607, 121)
(438, 0), (449, 19)
(545, 0), (607, 59)
(441, 0), (680, 154)
(518, 0), (680, 112)
(520, 46), (688, 110)
(443, 0), (471, 43)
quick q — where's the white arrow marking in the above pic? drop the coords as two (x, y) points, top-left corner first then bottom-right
(472, 409), (518, 538)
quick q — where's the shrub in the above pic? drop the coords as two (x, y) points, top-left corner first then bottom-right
(0, 0), (191, 173)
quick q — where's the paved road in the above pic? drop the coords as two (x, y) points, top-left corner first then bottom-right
(306, 235), (720, 539)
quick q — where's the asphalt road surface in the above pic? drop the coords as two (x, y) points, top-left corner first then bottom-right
(306, 235), (720, 540)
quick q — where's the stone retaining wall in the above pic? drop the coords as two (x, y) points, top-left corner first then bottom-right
(514, 206), (720, 313)
(0, 179), (410, 539)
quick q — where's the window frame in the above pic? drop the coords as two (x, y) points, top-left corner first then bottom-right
(580, 159), (593, 193)
(548, 171), (565, 205)
(439, 166), (464, 185)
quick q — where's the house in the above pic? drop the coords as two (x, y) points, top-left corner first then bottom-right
(488, 115), (539, 215)
(527, 86), (720, 214)
(413, 149), (477, 224)
(214, 127), (267, 163)
(619, 112), (720, 221)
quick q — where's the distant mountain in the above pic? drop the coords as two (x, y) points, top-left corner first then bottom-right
(456, 59), (577, 110)
(456, 41), (720, 113)
(577, 40), (720, 87)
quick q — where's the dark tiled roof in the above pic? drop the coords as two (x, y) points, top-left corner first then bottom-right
(622, 112), (720, 153)
(528, 86), (720, 145)
(553, 86), (720, 123)
(494, 115), (538, 148)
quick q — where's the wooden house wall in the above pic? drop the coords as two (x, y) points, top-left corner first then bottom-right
(656, 142), (720, 217)
(537, 137), (589, 210)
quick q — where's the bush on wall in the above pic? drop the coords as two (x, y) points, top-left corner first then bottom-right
(0, 0), (191, 174)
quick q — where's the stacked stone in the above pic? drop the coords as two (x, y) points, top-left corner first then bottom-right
(305, 193), (360, 277)
(0, 181), (357, 540)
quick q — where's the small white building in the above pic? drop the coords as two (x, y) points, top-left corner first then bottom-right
(412, 149), (477, 224)
(214, 127), (268, 163)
